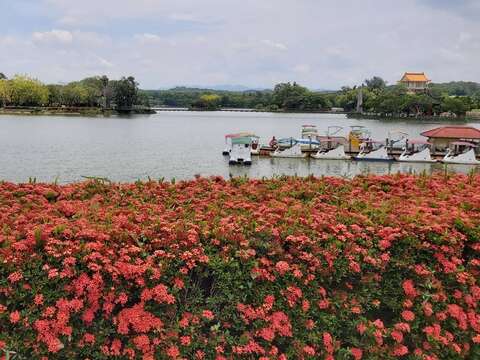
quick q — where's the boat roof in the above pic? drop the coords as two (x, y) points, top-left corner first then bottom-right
(362, 140), (384, 144)
(408, 139), (431, 145)
(420, 126), (480, 139)
(450, 141), (477, 147)
(318, 136), (347, 142)
(278, 137), (320, 145)
(225, 132), (258, 139)
(231, 136), (253, 145)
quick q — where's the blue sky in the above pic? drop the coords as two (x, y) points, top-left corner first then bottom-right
(1, 0), (479, 89)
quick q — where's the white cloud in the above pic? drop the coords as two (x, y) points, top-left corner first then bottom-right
(293, 64), (310, 74)
(134, 33), (162, 43)
(32, 29), (73, 44)
(1, 0), (479, 88)
(261, 40), (288, 51)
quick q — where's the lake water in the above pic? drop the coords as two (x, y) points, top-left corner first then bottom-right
(1, 112), (479, 183)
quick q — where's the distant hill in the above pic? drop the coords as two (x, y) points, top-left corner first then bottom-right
(156, 85), (269, 92)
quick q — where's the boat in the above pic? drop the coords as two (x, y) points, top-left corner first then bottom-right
(442, 142), (480, 165)
(398, 139), (437, 163)
(312, 129), (350, 160)
(312, 144), (350, 160)
(277, 137), (320, 149)
(387, 131), (409, 151)
(271, 143), (307, 158)
(354, 140), (394, 161)
(229, 136), (253, 165)
(251, 136), (261, 155)
(301, 124), (319, 140)
(223, 132), (257, 155)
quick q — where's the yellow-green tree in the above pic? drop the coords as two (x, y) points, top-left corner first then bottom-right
(0, 79), (10, 107)
(9, 75), (49, 106)
(192, 94), (221, 110)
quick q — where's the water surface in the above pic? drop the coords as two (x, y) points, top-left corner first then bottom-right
(0, 112), (478, 183)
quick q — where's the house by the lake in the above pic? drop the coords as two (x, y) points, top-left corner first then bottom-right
(421, 126), (480, 152)
(399, 72), (430, 93)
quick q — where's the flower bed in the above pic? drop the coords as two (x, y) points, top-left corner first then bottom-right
(0, 174), (479, 359)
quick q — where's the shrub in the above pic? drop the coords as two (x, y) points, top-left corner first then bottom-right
(0, 175), (479, 359)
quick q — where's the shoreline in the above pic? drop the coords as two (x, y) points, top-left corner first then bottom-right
(1, 106), (479, 122)
(0, 106), (155, 116)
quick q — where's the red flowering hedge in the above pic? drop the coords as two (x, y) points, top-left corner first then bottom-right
(1, 174), (480, 359)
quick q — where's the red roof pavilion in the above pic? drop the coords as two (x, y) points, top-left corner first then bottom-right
(420, 126), (480, 140)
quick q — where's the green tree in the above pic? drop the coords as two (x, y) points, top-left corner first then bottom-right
(46, 84), (62, 106)
(442, 96), (470, 116)
(112, 76), (138, 110)
(9, 75), (49, 106)
(61, 83), (90, 106)
(0, 73), (6, 80)
(364, 76), (386, 90)
(272, 82), (309, 110)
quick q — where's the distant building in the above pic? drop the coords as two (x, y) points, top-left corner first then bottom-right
(399, 72), (430, 93)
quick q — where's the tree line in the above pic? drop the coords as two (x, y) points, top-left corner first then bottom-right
(144, 78), (480, 116)
(2, 72), (480, 116)
(0, 74), (148, 110)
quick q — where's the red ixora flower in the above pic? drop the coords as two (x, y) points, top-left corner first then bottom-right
(351, 347), (363, 360)
(401, 310), (415, 322)
(275, 261), (290, 275)
(9, 310), (21, 324)
(202, 310), (215, 320)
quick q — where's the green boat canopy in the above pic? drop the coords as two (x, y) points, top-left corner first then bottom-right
(232, 136), (252, 145)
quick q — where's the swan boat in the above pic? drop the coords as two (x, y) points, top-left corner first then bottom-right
(398, 139), (437, 163)
(277, 137), (320, 150)
(354, 140), (394, 161)
(312, 144), (350, 160)
(271, 143), (307, 158)
(442, 142), (480, 165)
(312, 126), (351, 160)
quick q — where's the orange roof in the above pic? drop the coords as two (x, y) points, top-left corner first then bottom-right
(400, 72), (430, 82)
(421, 126), (480, 139)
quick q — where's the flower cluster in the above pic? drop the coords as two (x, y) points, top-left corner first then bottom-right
(0, 174), (479, 359)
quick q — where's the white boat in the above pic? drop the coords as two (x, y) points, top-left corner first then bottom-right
(223, 132), (257, 155)
(398, 139), (437, 163)
(229, 136), (253, 165)
(251, 136), (260, 155)
(312, 144), (350, 160)
(442, 142), (480, 165)
(354, 141), (394, 161)
(271, 143), (307, 158)
(313, 127), (351, 160)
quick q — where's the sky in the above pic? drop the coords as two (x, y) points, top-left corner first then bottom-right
(1, 0), (480, 89)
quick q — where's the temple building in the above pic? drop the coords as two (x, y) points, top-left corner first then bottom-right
(399, 72), (430, 93)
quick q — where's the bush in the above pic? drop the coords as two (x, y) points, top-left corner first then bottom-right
(0, 175), (479, 359)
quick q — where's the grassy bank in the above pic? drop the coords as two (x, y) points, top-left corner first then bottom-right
(1, 175), (479, 359)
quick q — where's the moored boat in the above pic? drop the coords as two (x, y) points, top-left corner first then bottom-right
(398, 139), (437, 163)
(223, 132), (257, 155)
(271, 143), (307, 158)
(354, 140), (394, 161)
(229, 136), (253, 165)
(251, 136), (261, 155)
(442, 142), (480, 165)
(277, 137), (320, 150)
